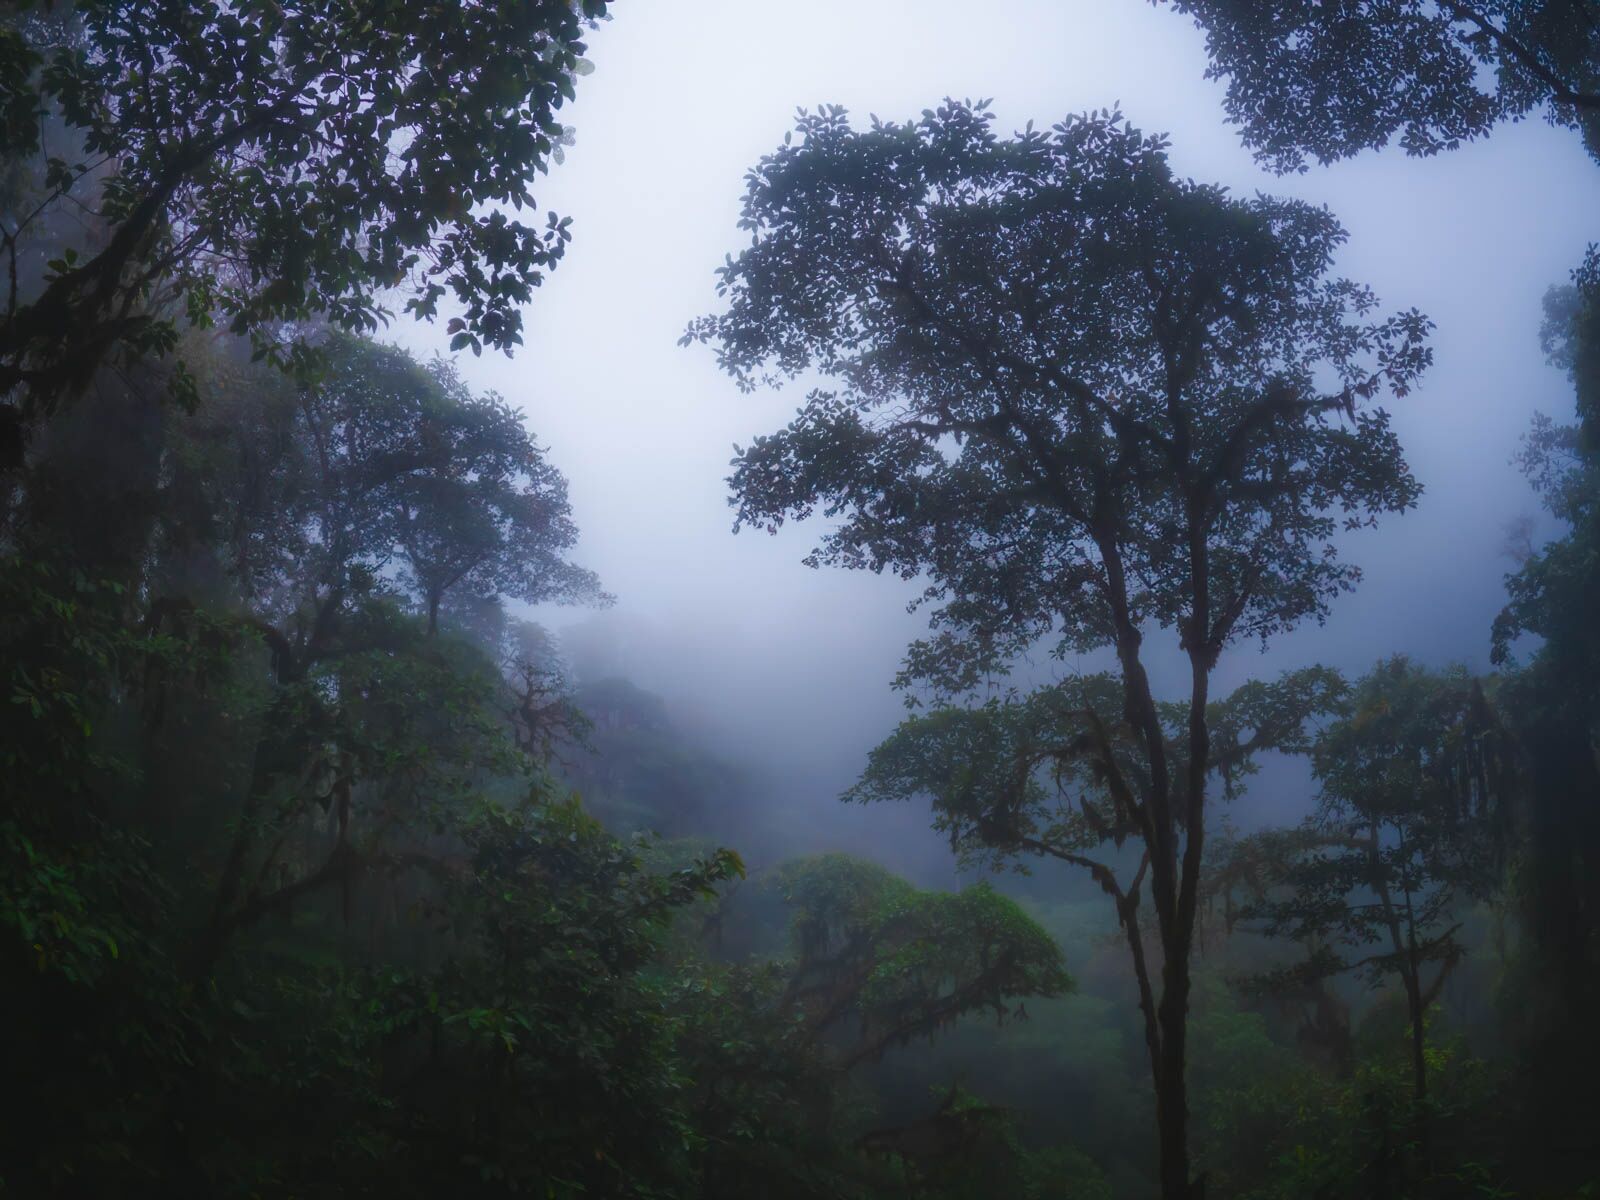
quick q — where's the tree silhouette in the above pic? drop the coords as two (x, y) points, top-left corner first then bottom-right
(689, 101), (1430, 1199)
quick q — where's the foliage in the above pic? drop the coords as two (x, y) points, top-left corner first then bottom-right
(3, 4), (1597, 1197)
(1496, 281), (1600, 687)
(774, 853), (1073, 1067)
(1199, 1027), (1508, 1200)
(848, 667), (1345, 875)
(1163, 0), (1600, 171)
(860, 1085), (1113, 1200)
(639, 854), (1080, 1199)
(1, 0), (607, 439)
(1206, 659), (1517, 1195)
(561, 676), (749, 836)
(1, 555), (144, 810)
(1499, 277), (1600, 964)
(1218, 661), (1510, 1064)
(691, 103), (1427, 684)
(350, 794), (745, 1199)
(292, 334), (610, 633)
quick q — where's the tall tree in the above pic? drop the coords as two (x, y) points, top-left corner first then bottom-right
(687, 102), (1429, 1199)
(1492, 278), (1600, 1085)
(1161, 0), (1600, 172)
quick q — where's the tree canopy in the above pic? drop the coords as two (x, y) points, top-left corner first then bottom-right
(690, 103), (1429, 694)
(302, 336), (611, 634)
(1163, 0), (1600, 171)
(1, 0), (607, 444)
(775, 853), (1073, 1068)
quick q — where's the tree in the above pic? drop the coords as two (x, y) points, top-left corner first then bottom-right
(671, 852), (1073, 1200)
(1161, 0), (1600, 172)
(687, 102), (1430, 1198)
(1491, 276), (1600, 1121)
(0, 0), (607, 454)
(0, 311), (764, 1193)
(304, 336), (610, 635)
(1496, 282), (1600, 694)
(159, 332), (606, 644)
(849, 669), (1346, 1194)
(1216, 659), (1513, 1181)
(367, 793), (745, 1200)
(140, 334), (608, 968)
(499, 618), (592, 765)
(773, 853), (1072, 1071)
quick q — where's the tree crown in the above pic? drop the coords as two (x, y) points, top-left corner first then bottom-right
(689, 103), (1429, 691)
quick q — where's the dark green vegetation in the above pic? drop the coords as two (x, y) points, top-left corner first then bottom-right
(2, 2), (1597, 1198)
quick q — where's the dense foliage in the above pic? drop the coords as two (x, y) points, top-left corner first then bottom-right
(1162, 0), (1600, 171)
(1, 0), (606, 455)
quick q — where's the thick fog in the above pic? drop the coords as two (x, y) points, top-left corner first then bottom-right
(395, 0), (1597, 862)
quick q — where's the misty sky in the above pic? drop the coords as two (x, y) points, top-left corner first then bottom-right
(394, 1), (1598, 849)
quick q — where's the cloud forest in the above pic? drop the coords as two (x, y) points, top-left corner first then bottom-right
(1, 3), (1597, 1198)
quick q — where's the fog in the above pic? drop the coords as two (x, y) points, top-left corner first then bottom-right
(10, 6), (1600, 1192)
(397, 0), (1596, 861)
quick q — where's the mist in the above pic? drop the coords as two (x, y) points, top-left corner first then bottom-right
(401, 0), (1594, 846)
(6, 4), (1599, 1197)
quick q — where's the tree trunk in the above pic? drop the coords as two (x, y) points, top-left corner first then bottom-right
(1156, 1019), (1194, 1198)
(1406, 976), (1428, 1109)
(1099, 527), (1210, 1200)
(1156, 949), (1201, 1200)
(1401, 958), (1433, 1198)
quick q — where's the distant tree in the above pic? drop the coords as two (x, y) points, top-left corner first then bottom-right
(560, 676), (748, 836)
(1161, 0), (1600, 172)
(1217, 659), (1512, 1158)
(773, 853), (1072, 1069)
(676, 853), (1073, 1200)
(688, 102), (1429, 1199)
(161, 333), (607, 645)
(1497, 283), (1600, 685)
(144, 335), (608, 966)
(305, 337), (611, 636)
(1492, 277), (1600, 1102)
(0, 0), (607, 455)
(498, 618), (592, 765)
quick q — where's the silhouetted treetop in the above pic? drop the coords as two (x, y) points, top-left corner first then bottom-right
(688, 103), (1431, 689)
(1162, 0), (1600, 171)
(291, 335), (611, 635)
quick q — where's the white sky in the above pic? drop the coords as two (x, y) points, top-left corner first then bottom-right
(395, 1), (1598, 843)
